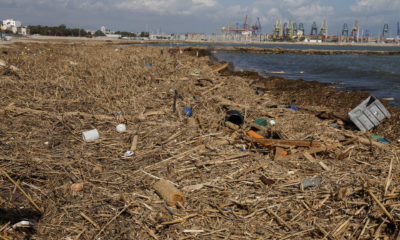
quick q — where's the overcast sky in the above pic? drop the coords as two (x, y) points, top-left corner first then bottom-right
(1, 0), (399, 37)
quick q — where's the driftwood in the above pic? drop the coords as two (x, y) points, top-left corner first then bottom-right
(153, 179), (184, 207)
(245, 135), (322, 148)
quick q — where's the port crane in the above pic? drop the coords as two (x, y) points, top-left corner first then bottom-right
(298, 23), (304, 37)
(310, 21), (318, 36)
(283, 21), (294, 39)
(342, 23), (349, 37)
(350, 20), (359, 42)
(319, 20), (328, 39)
(292, 22), (298, 37)
(397, 22), (400, 37)
(218, 15), (258, 35)
(251, 17), (262, 34)
(273, 20), (283, 39)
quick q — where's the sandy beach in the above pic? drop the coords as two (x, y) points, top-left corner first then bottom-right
(0, 38), (400, 239)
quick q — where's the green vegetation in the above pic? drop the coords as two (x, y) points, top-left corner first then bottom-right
(94, 30), (106, 37)
(139, 32), (149, 38)
(115, 31), (136, 38)
(28, 24), (89, 37)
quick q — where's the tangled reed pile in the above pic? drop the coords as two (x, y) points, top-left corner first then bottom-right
(0, 40), (399, 239)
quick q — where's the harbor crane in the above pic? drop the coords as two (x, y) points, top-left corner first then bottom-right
(293, 22), (298, 37)
(397, 22), (400, 37)
(273, 20), (283, 39)
(350, 20), (359, 42)
(283, 21), (294, 39)
(251, 17), (262, 34)
(319, 20), (328, 39)
(298, 23), (304, 37)
(382, 23), (389, 38)
(310, 21), (318, 36)
(342, 23), (349, 37)
(217, 15), (253, 35)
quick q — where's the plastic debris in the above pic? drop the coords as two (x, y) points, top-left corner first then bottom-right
(372, 136), (390, 145)
(254, 118), (267, 127)
(269, 120), (276, 125)
(348, 96), (391, 131)
(124, 150), (134, 157)
(82, 129), (100, 142)
(329, 123), (340, 129)
(226, 110), (244, 125)
(12, 220), (34, 229)
(300, 177), (322, 189)
(286, 105), (299, 111)
(184, 107), (192, 117)
(116, 124), (127, 133)
(256, 88), (266, 95)
(145, 62), (151, 67)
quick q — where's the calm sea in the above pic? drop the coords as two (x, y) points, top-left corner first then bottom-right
(132, 42), (400, 107)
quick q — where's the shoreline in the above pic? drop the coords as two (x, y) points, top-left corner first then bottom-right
(3, 35), (400, 48)
(1, 39), (399, 239)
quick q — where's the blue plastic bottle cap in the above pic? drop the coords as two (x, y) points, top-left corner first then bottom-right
(184, 107), (192, 117)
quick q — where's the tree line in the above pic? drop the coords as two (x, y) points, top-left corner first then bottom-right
(27, 24), (150, 38)
(28, 24), (89, 37)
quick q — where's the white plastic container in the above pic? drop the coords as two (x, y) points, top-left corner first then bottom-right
(82, 129), (100, 142)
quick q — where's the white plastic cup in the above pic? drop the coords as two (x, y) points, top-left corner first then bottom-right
(116, 124), (126, 133)
(82, 129), (100, 142)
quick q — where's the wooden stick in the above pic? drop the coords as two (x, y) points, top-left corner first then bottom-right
(368, 190), (395, 224)
(0, 222), (10, 233)
(282, 143), (340, 160)
(162, 130), (182, 144)
(282, 228), (315, 240)
(80, 212), (100, 229)
(0, 234), (10, 240)
(201, 82), (224, 96)
(246, 136), (322, 148)
(94, 204), (131, 239)
(143, 225), (159, 240)
(74, 227), (87, 240)
(0, 167), (42, 213)
(343, 133), (388, 149)
(314, 222), (336, 240)
(266, 208), (292, 231)
(357, 218), (370, 240)
(303, 152), (316, 162)
(332, 216), (352, 238)
(160, 214), (197, 226)
(130, 135), (138, 151)
(384, 157), (393, 196)
(319, 161), (331, 171)
(211, 62), (229, 73)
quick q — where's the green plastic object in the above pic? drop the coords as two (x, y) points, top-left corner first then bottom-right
(254, 118), (267, 127)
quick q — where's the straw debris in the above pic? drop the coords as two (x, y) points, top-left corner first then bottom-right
(0, 40), (399, 239)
